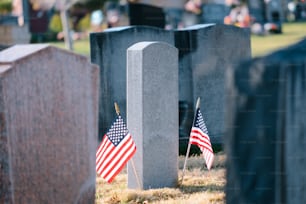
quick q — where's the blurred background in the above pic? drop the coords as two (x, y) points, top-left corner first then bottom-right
(0, 0), (305, 56)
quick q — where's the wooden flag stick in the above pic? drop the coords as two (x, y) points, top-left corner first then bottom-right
(114, 102), (142, 189)
(114, 102), (120, 115)
(131, 158), (142, 189)
(180, 97), (200, 185)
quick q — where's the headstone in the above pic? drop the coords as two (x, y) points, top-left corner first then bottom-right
(128, 3), (166, 28)
(174, 28), (195, 153)
(127, 41), (178, 189)
(0, 15), (18, 25)
(0, 25), (30, 45)
(176, 24), (251, 145)
(0, 44), (9, 51)
(0, 44), (99, 203)
(90, 26), (174, 141)
(226, 38), (306, 204)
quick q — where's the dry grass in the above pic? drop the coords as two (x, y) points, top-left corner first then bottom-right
(95, 152), (226, 204)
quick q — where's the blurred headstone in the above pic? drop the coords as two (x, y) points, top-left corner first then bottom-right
(175, 24), (251, 146)
(127, 41), (178, 189)
(128, 3), (166, 28)
(0, 25), (30, 45)
(0, 44), (99, 203)
(90, 26), (174, 141)
(226, 38), (306, 204)
(174, 28), (195, 153)
(0, 44), (9, 51)
(0, 15), (18, 25)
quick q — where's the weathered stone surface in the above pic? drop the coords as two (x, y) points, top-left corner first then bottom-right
(176, 24), (251, 145)
(90, 24), (251, 154)
(90, 26), (174, 141)
(0, 44), (99, 203)
(127, 41), (178, 189)
(226, 38), (306, 204)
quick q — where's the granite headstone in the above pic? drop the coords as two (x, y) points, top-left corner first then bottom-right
(0, 44), (99, 203)
(176, 24), (251, 145)
(90, 26), (173, 141)
(226, 38), (306, 204)
(127, 41), (178, 189)
(128, 3), (166, 28)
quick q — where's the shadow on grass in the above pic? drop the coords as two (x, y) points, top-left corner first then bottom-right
(179, 183), (224, 194)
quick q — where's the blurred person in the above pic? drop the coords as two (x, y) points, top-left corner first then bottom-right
(224, 2), (252, 28)
(12, 0), (24, 26)
(183, 0), (202, 27)
(105, 1), (120, 28)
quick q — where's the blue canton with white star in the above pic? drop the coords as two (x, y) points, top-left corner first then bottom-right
(194, 109), (209, 135)
(107, 115), (129, 146)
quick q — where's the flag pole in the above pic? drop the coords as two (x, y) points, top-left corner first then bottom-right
(114, 102), (142, 189)
(180, 97), (200, 185)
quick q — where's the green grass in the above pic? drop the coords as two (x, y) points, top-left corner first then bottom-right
(51, 38), (90, 57)
(251, 22), (306, 57)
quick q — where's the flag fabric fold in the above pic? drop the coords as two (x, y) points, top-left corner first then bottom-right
(189, 107), (214, 170)
(96, 114), (136, 183)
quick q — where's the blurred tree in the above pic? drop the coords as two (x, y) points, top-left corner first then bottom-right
(0, 0), (13, 14)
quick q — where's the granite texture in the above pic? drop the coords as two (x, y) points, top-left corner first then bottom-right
(226, 38), (306, 204)
(127, 41), (178, 190)
(0, 44), (99, 203)
(90, 24), (251, 153)
(90, 26), (174, 141)
(176, 24), (251, 145)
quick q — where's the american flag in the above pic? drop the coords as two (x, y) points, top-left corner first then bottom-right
(189, 107), (214, 170)
(96, 114), (136, 183)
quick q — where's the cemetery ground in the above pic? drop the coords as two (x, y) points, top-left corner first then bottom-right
(49, 21), (305, 203)
(95, 152), (226, 204)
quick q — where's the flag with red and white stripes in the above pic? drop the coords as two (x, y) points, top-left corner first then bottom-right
(189, 107), (214, 170)
(96, 114), (136, 183)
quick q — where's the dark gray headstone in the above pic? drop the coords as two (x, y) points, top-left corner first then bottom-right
(0, 44), (9, 51)
(174, 29), (195, 151)
(0, 44), (99, 203)
(226, 38), (306, 204)
(128, 3), (166, 28)
(0, 15), (18, 25)
(176, 24), (251, 145)
(0, 25), (30, 45)
(127, 41), (178, 189)
(90, 26), (174, 141)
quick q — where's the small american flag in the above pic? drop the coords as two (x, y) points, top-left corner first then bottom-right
(96, 114), (136, 183)
(189, 107), (214, 170)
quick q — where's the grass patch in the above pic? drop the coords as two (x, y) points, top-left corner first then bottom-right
(51, 37), (90, 57)
(251, 22), (306, 57)
(95, 152), (226, 204)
